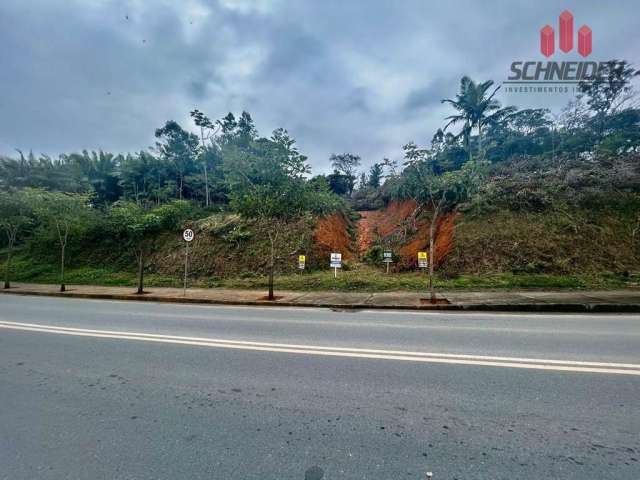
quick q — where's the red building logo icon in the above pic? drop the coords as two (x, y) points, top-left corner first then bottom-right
(540, 10), (592, 58)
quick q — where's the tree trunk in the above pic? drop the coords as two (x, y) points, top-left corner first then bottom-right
(477, 124), (483, 161)
(157, 173), (161, 205)
(428, 214), (436, 302)
(60, 243), (66, 292)
(203, 164), (210, 207)
(200, 129), (210, 207)
(137, 248), (144, 294)
(4, 237), (14, 289)
(268, 266), (274, 300)
(134, 182), (139, 205)
(267, 231), (277, 300)
(179, 174), (183, 200)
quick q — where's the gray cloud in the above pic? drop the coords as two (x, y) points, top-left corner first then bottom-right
(0, 0), (638, 173)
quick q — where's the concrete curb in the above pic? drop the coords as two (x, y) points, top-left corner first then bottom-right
(3, 289), (640, 313)
(0, 289), (460, 311)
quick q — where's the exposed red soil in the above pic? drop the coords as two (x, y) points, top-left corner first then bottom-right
(357, 210), (382, 256)
(398, 212), (458, 269)
(312, 200), (458, 269)
(356, 200), (458, 269)
(313, 211), (355, 260)
(357, 200), (419, 255)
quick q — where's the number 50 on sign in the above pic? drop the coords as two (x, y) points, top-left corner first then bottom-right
(183, 229), (195, 242)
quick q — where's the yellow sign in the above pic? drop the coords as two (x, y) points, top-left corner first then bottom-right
(418, 251), (428, 268)
(298, 255), (306, 263)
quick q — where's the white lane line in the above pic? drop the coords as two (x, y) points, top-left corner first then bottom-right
(2, 320), (638, 368)
(1, 320), (639, 375)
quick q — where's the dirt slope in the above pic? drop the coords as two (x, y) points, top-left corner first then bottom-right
(357, 200), (457, 269)
(313, 212), (355, 261)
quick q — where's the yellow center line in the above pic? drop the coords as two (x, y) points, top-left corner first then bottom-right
(1, 320), (639, 376)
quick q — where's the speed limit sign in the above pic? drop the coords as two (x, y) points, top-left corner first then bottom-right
(182, 229), (194, 295)
(182, 228), (195, 242)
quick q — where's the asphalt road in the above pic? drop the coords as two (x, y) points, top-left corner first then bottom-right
(1, 295), (639, 480)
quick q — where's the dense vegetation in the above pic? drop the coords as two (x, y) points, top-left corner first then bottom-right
(2, 61), (640, 293)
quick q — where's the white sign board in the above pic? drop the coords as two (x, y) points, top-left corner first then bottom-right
(383, 251), (393, 263)
(330, 252), (342, 268)
(183, 228), (195, 242)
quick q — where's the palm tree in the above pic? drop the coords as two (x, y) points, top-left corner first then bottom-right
(442, 76), (515, 160)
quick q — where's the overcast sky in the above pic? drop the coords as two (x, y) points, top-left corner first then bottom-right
(0, 0), (638, 173)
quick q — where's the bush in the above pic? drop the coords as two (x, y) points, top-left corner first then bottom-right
(363, 245), (384, 265)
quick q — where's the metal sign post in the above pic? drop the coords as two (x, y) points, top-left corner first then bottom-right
(182, 229), (194, 296)
(330, 253), (342, 278)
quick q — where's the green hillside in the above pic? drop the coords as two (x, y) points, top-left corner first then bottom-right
(2, 70), (640, 293)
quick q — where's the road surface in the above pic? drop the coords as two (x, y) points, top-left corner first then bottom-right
(1, 294), (639, 479)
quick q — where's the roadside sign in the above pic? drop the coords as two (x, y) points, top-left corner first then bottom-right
(383, 250), (393, 273)
(182, 228), (195, 242)
(298, 255), (306, 270)
(182, 229), (195, 296)
(418, 251), (428, 268)
(330, 252), (342, 278)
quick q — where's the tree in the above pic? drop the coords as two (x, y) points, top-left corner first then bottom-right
(482, 109), (553, 161)
(505, 108), (552, 136)
(442, 76), (515, 161)
(107, 201), (190, 294)
(401, 143), (485, 301)
(579, 60), (639, 138)
(237, 111), (258, 144)
(119, 151), (169, 205)
(596, 108), (640, 154)
(326, 170), (352, 196)
(217, 112), (238, 144)
(579, 60), (639, 116)
(0, 190), (34, 288)
(109, 203), (160, 294)
(223, 130), (329, 300)
(154, 121), (199, 200)
(61, 150), (123, 206)
(330, 153), (361, 196)
(357, 171), (368, 190)
(190, 109), (221, 207)
(381, 157), (399, 176)
(559, 95), (590, 131)
(0, 150), (89, 193)
(33, 191), (93, 292)
(368, 163), (383, 188)
(270, 128), (309, 169)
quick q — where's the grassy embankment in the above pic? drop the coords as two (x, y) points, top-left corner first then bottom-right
(3, 193), (640, 292)
(2, 253), (638, 291)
